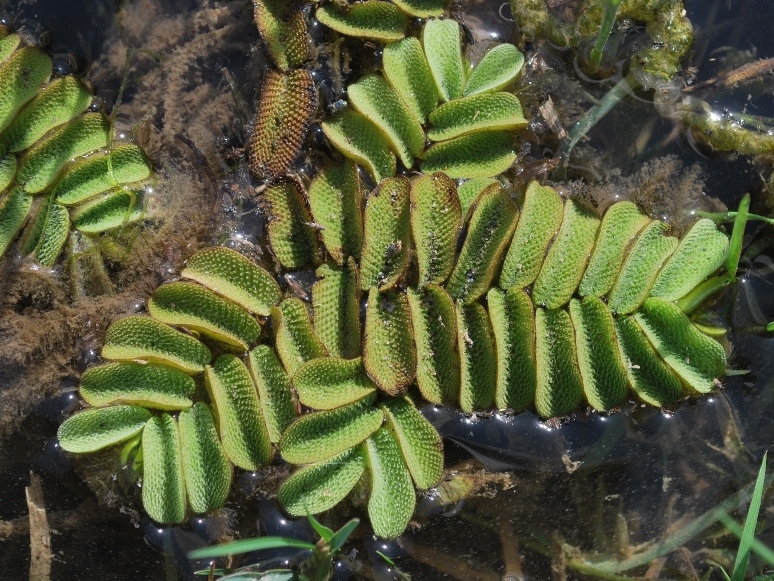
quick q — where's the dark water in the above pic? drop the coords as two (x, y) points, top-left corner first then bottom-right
(1, 0), (774, 580)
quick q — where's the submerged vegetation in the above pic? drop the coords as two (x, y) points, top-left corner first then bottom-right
(4, 0), (774, 578)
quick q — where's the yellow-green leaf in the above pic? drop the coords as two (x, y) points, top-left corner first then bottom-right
(101, 315), (212, 374)
(181, 246), (281, 316)
(364, 288), (416, 395)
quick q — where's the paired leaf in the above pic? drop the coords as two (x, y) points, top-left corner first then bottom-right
(650, 218), (729, 302)
(316, 1), (407, 42)
(634, 297), (727, 393)
(278, 447), (366, 516)
(142, 414), (187, 524)
(406, 285), (459, 404)
(579, 201), (649, 298)
(421, 130), (517, 178)
(428, 92), (527, 141)
(1, 75), (91, 153)
(26, 198), (69, 266)
(249, 69), (318, 180)
(53, 144), (151, 205)
(181, 246), (281, 316)
(79, 361), (195, 410)
(253, 0), (312, 71)
(457, 301), (497, 412)
(382, 37), (438, 124)
(365, 428), (416, 539)
(348, 74), (425, 169)
(488, 287), (536, 411)
(364, 288), (417, 395)
(101, 315), (211, 374)
(422, 19), (464, 102)
(71, 190), (143, 234)
(569, 297), (628, 411)
(446, 183), (518, 304)
(608, 220), (677, 315)
(17, 112), (110, 193)
(312, 259), (362, 359)
(272, 297), (327, 375)
(248, 345), (297, 443)
(500, 180), (563, 290)
(360, 177), (411, 290)
(179, 402), (232, 514)
(410, 172), (461, 287)
(0, 199), (23, 243)
(533, 199), (600, 309)
(0, 47), (52, 134)
(381, 397), (443, 490)
(280, 395), (382, 464)
(463, 43), (524, 96)
(322, 109), (396, 183)
(534, 308), (584, 418)
(58, 405), (151, 453)
(149, 281), (262, 350)
(307, 161), (363, 264)
(293, 357), (376, 410)
(614, 315), (683, 406)
(262, 177), (319, 269)
(205, 354), (273, 470)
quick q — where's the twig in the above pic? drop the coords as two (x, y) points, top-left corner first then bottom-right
(26, 472), (51, 581)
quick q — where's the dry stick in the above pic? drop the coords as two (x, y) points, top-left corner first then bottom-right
(26, 472), (51, 581)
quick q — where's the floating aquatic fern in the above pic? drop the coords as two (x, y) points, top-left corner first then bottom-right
(320, 17), (527, 181)
(0, 26), (153, 269)
(52, 0), (764, 544)
(58, 172), (739, 537)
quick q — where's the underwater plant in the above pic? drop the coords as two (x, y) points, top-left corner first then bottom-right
(510, 0), (774, 160)
(0, 25), (153, 270)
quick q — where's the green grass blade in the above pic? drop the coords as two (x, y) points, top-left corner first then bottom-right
(726, 193), (750, 280)
(731, 453), (768, 581)
(188, 537), (315, 559)
(307, 514), (334, 543)
(329, 519), (360, 554)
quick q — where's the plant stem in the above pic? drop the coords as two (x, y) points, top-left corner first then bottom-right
(588, 0), (623, 73)
(557, 74), (634, 178)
